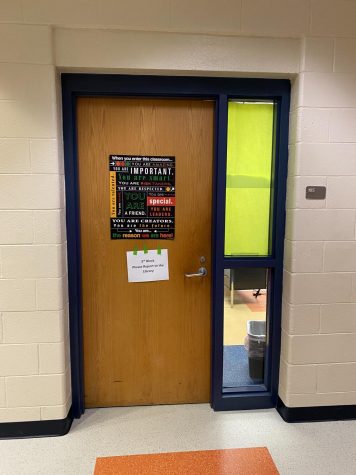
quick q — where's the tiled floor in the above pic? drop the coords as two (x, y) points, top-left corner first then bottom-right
(1, 404), (356, 474)
(224, 289), (266, 345)
(94, 447), (279, 474)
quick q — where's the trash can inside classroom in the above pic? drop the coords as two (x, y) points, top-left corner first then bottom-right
(246, 320), (266, 381)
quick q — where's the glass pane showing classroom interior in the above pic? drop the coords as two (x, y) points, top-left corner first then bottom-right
(223, 268), (268, 392)
(225, 101), (275, 257)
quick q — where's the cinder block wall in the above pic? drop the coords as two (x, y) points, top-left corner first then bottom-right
(0, 0), (356, 423)
(0, 23), (71, 422)
(281, 33), (356, 406)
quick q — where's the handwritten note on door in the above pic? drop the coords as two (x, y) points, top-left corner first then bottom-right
(126, 249), (169, 283)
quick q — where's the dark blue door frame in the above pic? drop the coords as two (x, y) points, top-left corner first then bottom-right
(61, 74), (290, 418)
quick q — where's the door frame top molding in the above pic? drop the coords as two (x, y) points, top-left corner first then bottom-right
(62, 74), (290, 418)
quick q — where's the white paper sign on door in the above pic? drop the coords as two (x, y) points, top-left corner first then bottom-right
(126, 249), (169, 283)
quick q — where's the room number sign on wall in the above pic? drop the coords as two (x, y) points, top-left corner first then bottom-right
(109, 155), (175, 240)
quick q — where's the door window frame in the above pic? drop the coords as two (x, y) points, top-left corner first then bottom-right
(62, 74), (290, 417)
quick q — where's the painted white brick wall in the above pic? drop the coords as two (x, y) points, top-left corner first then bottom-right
(1, 0), (356, 422)
(282, 27), (356, 407)
(0, 24), (70, 422)
(54, 28), (300, 73)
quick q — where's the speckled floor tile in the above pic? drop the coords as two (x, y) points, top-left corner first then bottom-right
(0, 405), (356, 475)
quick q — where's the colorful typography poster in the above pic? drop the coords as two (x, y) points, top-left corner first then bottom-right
(109, 155), (175, 240)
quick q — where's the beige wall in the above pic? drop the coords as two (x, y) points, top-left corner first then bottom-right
(1, 0), (356, 422)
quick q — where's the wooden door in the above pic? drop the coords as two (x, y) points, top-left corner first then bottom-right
(77, 97), (214, 407)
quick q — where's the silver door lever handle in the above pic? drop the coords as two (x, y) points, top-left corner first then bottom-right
(185, 267), (208, 278)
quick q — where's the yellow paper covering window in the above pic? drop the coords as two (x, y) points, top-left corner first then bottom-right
(225, 102), (274, 256)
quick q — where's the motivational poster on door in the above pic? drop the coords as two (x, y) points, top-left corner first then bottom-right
(109, 155), (175, 240)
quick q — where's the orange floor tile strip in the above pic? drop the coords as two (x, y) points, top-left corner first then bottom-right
(94, 447), (279, 474)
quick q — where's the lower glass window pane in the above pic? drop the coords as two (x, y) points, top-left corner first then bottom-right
(223, 267), (268, 392)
